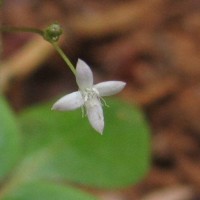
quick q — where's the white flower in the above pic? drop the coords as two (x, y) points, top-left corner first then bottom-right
(52, 59), (126, 134)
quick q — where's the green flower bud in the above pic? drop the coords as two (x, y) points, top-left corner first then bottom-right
(43, 23), (63, 42)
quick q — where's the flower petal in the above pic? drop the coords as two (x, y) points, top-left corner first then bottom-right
(85, 98), (104, 134)
(94, 81), (126, 96)
(52, 91), (84, 111)
(76, 59), (93, 90)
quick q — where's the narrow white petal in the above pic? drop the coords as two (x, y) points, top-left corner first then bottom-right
(85, 98), (104, 134)
(52, 91), (84, 111)
(76, 59), (93, 90)
(94, 81), (126, 96)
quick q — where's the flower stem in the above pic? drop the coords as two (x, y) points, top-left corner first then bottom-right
(0, 26), (43, 36)
(51, 42), (76, 75)
(0, 25), (76, 75)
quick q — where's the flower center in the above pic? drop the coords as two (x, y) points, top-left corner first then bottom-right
(81, 87), (99, 102)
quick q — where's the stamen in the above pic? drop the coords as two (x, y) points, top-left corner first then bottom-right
(81, 87), (100, 103)
(81, 106), (87, 117)
(100, 96), (109, 107)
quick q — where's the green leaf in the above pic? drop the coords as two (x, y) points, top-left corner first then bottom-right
(18, 98), (150, 188)
(2, 181), (97, 200)
(0, 96), (21, 180)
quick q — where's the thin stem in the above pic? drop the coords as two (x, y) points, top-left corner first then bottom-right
(0, 25), (76, 75)
(0, 26), (43, 36)
(51, 42), (76, 75)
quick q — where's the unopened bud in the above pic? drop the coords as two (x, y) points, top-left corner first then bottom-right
(43, 23), (63, 42)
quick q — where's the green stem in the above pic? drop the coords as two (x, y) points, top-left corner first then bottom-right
(0, 25), (76, 76)
(51, 42), (76, 75)
(0, 26), (43, 36)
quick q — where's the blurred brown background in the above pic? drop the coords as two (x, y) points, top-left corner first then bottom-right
(1, 0), (200, 199)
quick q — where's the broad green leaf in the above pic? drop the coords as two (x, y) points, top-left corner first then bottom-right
(0, 96), (21, 179)
(2, 181), (97, 200)
(18, 98), (150, 188)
